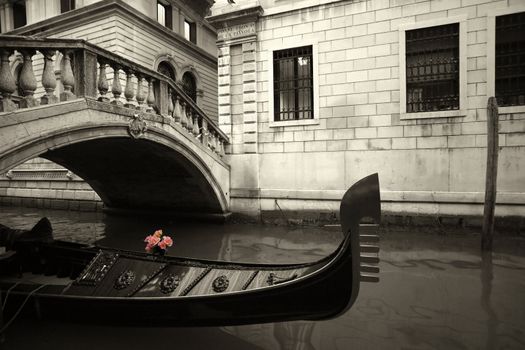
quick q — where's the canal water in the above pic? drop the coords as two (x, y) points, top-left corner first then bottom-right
(1, 206), (524, 350)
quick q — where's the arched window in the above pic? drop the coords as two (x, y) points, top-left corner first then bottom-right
(182, 72), (197, 102)
(157, 61), (176, 81)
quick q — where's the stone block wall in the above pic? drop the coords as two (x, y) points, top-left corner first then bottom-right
(0, 158), (102, 211)
(214, 0), (525, 219)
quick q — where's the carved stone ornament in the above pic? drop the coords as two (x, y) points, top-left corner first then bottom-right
(159, 274), (180, 294)
(212, 275), (229, 293)
(114, 270), (135, 290)
(128, 114), (147, 139)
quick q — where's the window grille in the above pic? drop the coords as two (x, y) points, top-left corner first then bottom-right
(273, 46), (313, 121)
(405, 23), (459, 113)
(496, 12), (525, 107)
(157, 61), (176, 80)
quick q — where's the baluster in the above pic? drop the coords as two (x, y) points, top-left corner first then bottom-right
(123, 69), (135, 108)
(135, 74), (146, 111)
(146, 77), (155, 113)
(59, 50), (76, 101)
(192, 112), (199, 136)
(97, 60), (109, 102)
(210, 131), (217, 151)
(201, 119), (209, 146)
(0, 49), (17, 112)
(111, 64), (123, 106)
(19, 50), (38, 108)
(167, 89), (174, 118)
(187, 106), (194, 132)
(218, 138), (225, 157)
(215, 133), (221, 153)
(173, 94), (181, 123)
(180, 101), (188, 128)
(40, 50), (58, 105)
(213, 133), (220, 153)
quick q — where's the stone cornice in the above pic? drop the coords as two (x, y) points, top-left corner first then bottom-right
(4, 0), (217, 66)
(207, 5), (264, 29)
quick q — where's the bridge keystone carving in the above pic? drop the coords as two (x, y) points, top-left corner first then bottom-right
(128, 114), (148, 139)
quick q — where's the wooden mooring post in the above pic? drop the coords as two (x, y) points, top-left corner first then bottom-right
(482, 97), (499, 251)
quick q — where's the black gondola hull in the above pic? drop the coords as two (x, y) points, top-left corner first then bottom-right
(0, 174), (380, 326)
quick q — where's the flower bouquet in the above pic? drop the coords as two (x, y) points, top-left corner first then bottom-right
(144, 229), (173, 256)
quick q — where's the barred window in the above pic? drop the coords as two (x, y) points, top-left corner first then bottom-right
(496, 12), (525, 107)
(273, 46), (313, 121)
(406, 23), (459, 113)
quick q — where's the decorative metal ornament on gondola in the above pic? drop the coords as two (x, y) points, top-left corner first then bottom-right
(159, 274), (180, 294)
(75, 251), (118, 286)
(212, 275), (229, 293)
(114, 270), (135, 290)
(267, 272), (298, 286)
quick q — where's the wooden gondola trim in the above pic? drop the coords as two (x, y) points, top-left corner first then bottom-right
(241, 271), (259, 290)
(180, 267), (212, 296)
(127, 263), (167, 297)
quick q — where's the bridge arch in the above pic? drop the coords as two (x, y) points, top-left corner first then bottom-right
(1, 116), (229, 217)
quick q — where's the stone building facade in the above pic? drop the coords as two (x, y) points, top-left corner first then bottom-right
(209, 0), (525, 222)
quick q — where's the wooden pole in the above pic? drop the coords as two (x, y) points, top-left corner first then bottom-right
(482, 97), (499, 251)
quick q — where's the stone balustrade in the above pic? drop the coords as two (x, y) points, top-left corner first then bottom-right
(0, 35), (227, 157)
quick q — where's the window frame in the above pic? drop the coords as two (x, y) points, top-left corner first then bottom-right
(268, 41), (319, 128)
(399, 15), (468, 120)
(184, 19), (196, 44)
(182, 71), (197, 102)
(487, 5), (525, 114)
(12, 0), (27, 29)
(157, 1), (172, 30)
(60, 0), (75, 13)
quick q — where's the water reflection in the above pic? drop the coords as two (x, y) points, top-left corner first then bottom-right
(1, 207), (525, 349)
(481, 252), (497, 350)
(223, 322), (316, 350)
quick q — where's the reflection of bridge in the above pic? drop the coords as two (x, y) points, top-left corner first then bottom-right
(0, 36), (230, 219)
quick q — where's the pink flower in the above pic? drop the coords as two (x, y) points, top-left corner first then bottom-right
(144, 235), (160, 246)
(144, 231), (173, 253)
(162, 236), (173, 247)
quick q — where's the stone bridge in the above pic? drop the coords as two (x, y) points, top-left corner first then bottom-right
(0, 36), (230, 219)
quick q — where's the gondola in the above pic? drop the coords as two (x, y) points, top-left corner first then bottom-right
(0, 173), (380, 327)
